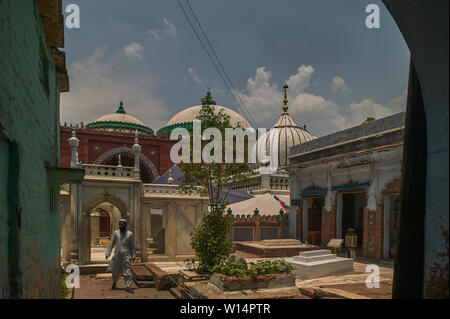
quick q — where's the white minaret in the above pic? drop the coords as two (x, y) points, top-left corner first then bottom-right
(132, 130), (141, 180)
(68, 130), (80, 168)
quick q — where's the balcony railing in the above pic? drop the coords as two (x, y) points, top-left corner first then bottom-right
(82, 164), (134, 178)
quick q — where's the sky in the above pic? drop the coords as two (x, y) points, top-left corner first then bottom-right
(60, 0), (410, 137)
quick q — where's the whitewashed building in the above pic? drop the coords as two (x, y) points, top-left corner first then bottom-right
(287, 112), (405, 260)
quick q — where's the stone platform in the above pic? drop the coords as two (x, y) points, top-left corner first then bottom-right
(286, 249), (353, 279)
(234, 240), (319, 257)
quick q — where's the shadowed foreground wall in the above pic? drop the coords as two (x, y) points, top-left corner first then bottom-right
(0, 0), (64, 298)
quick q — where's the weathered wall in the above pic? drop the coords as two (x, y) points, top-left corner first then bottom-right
(0, 0), (61, 298)
(383, 0), (449, 298)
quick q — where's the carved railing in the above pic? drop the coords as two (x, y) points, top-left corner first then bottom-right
(82, 164), (134, 178)
(143, 184), (204, 196)
(229, 174), (262, 192)
(143, 183), (180, 195)
(228, 173), (290, 192)
(269, 175), (290, 190)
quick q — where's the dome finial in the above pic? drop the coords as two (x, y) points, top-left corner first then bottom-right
(116, 100), (126, 114)
(283, 84), (289, 114)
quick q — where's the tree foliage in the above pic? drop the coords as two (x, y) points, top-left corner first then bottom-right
(177, 91), (254, 272)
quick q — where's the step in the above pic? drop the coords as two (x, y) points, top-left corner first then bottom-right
(298, 249), (332, 257)
(143, 262), (176, 290)
(133, 278), (155, 288)
(79, 264), (108, 275)
(293, 253), (336, 263)
(169, 287), (183, 299)
(95, 273), (112, 280)
(131, 265), (153, 281)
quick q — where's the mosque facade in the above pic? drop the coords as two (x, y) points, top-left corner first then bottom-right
(59, 89), (316, 264)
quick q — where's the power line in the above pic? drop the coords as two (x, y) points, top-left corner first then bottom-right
(184, 0), (258, 128)
(176, 0), (258, 128)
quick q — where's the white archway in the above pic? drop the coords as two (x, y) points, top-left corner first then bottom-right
(93, 146), (160, 180)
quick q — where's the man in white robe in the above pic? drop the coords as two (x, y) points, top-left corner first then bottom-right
(105, 219), (136, 292)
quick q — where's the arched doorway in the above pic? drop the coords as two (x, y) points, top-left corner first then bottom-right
(98, 208), (111, 238)
(89, 202), (122, 263)
(82, 192), (128, 264)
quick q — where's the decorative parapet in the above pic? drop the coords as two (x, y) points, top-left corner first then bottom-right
(143, 183), (180, 195)
(226, 208), (287, 226)
(142, 184), (203, 197)
(228, 173), (290, 193)
(82, 164), (134, 178)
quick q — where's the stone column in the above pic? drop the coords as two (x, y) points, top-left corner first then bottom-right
(383, 195), (391, 259)
(132, 130), (141, 180)
(302, 198), (309, 243)
(296, 206), (302, 241)
(68, 130), (80, 168)
(165, 201), (177, 258)
(70, 184), (80, 264)
(287, 168), (299, 239)
(139, 201), (148, 263)
(335, 192), (343, 239)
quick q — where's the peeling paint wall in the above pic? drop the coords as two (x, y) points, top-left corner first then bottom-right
(0, 0), (61, 298)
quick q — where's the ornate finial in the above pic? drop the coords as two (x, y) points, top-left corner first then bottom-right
(118, 154), (122, 167)
(283, 84), (289, 114)
(116, 100), (126, 114)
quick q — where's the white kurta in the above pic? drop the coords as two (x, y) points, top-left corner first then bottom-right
(106, 230), (136, 287)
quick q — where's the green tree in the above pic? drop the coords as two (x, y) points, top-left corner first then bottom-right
(177, 91), (253, 273)
(362, 117), (375, 124)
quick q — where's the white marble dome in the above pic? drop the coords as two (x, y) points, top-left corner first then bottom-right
(92, 112), (146, 126)
(86, 101), (153, 134)
(257, 85), (315, 168)
(165, 104), (252, 129)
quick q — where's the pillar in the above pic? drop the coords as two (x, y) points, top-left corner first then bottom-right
(132, 130), (141, 180)
(363, 205), (384, 260)
(165, 201), (177, 258)
(68, 130), (80, 168)
(296, 206), (302, 241)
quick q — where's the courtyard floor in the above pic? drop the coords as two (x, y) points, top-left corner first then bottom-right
(73, 275), (175, 299)
(79, 248), (394, 299)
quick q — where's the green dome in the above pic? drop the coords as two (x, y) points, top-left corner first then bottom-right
(86, 101), (153, 134)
